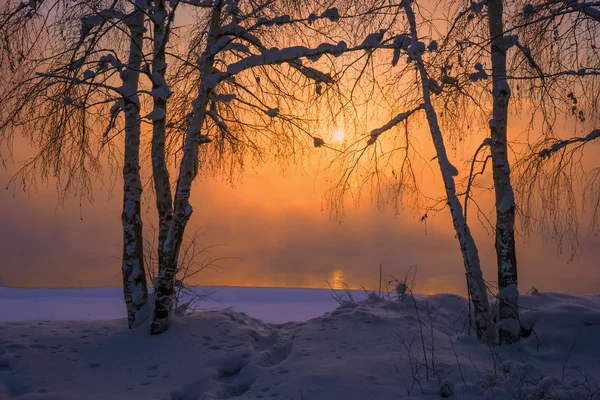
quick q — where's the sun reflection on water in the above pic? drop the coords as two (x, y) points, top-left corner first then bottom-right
(329, 266), (344, 290)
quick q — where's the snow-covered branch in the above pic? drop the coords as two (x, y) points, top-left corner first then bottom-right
(366, 107), (422, 145)
(209, 40), (397, 89)
(539, 129), (600, 159)
(179, 0), (213, 7)
(570, 1), (600, 21)
(507, 68), (600, 80)
(80, 8), (128, 39)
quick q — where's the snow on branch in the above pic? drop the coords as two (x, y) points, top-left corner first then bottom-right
(177, 0), (213, 7)
(243, 7), (341, 28)
(225, 43), (347, 78)
(571, 1), (600, 21)
(80, 9), (127, 38)
(206, 107), (230, 134)
(513, 41), (545, 78)
(469, 63), (488, 82)
(213, 25), (337, 85)
(101, 102), (123, 138)
(367, 106), (422, 145)
(539, 129), (600, 159)
(211, 39), (396, 89)
(288, 61), (335, 84)
(144, 108), (166, 121)
(150, 72), (173, 101)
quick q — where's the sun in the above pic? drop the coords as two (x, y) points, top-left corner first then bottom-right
(332, 129), (345, 142)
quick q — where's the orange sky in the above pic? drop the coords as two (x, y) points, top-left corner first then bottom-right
(1, 2), (598, 295)
(1, 115), (598, 295)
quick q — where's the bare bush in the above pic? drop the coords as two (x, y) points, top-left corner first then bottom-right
(144, 226), (228, 314)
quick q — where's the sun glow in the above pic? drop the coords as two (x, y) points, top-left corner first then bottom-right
(330, 267), (344, 290)
(332, 129), (345, 142)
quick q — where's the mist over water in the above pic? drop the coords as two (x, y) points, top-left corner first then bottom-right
(2, 157), (599, 295)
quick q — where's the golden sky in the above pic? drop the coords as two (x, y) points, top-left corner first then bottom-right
(1, 1), (598, 295)
(1, 117), (598, 295)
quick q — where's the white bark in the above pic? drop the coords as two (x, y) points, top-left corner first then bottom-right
(151, 0), (223, 335)
(121, 0), (149, 328)
(150, 0), (174, 283)
(488, 0), (520, 344)
(403, 0), (497, 344)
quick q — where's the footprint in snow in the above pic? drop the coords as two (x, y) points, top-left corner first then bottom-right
(0, 356), (16, 371)
(7, 343), (29, 350)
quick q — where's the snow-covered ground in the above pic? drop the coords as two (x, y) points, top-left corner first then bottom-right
(0, 286), (346, 323)
(1, 287), (600, 399)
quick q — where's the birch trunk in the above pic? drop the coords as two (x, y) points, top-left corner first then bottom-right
(488, 0), (520, 344)
(403, 0), (497, 344)
(151, 0), (173, 281)
(121, 1), (148, 328)
(150, 1), (222, 335)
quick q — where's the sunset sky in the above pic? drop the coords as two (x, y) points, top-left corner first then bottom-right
(1, 117), (598, 295)
(0, 0), (598, 296)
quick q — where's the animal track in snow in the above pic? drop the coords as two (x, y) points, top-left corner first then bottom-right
(179, 315), (296, 400)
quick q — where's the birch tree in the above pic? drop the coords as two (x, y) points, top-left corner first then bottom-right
(148, 0), (396, 334)
(405, 0), (497, 344)
(0, 0), (381, 333)
(148, 0), (174, 290)
(0, 0), (151, 327)
(446, 0), (600, 342)
(324, 0), (498, 343)
(487, 0), (520, 344)
(120, 0), (150, 328)
(429, 0), (524, 344)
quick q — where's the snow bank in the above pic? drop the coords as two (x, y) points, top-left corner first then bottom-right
(1, 290), (599, 399)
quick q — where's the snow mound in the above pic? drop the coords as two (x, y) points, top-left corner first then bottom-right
(0, 291), (599, 399)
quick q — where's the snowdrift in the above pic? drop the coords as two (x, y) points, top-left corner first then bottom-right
(1, 289), (599, 399)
